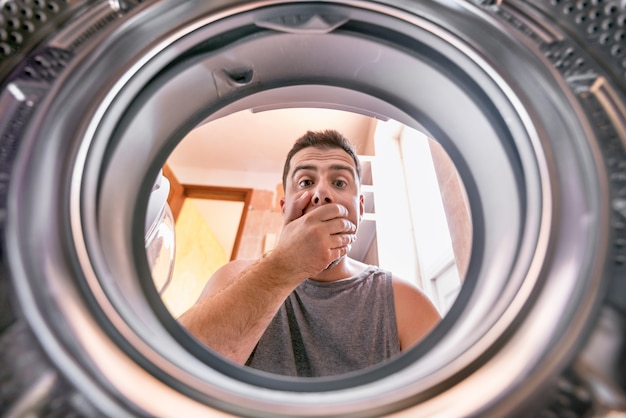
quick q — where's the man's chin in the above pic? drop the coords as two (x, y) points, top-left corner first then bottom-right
(324, 257), (343, 271)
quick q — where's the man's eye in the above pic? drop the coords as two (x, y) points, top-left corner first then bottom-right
(335, 180), (347, 188)
(298, 179), (312, 187)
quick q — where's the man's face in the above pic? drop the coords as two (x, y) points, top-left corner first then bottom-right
(280, 146), (364, 228)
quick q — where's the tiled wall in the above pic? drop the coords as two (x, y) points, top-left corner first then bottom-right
(235, 188), (283, 260)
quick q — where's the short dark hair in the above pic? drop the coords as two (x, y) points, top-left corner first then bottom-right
(282, 129), (362, 189)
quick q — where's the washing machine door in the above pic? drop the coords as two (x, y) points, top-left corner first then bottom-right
(0, 1), (624, 417)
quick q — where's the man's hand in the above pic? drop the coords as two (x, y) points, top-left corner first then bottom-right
(178, 191), (356, 363)
(270, 191), (357, 280)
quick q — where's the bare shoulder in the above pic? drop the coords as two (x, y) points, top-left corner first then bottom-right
(391, 278), (437, 309)
(196, 259), (257, 302)
(391, 277), (442, 351)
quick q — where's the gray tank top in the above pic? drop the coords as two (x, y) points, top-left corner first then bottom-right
(245, 265), (400, 377)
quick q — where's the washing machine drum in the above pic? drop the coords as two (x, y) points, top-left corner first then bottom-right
(0, 1), (624, 417)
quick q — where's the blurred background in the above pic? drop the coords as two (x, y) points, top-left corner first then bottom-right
(154, 107), (472, 319)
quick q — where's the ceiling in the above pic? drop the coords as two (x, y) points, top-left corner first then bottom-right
(166, 107), (377, 187)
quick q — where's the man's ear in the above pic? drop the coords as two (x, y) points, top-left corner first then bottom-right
(359, 194), (365, 219)
(280, 197), (286, 215)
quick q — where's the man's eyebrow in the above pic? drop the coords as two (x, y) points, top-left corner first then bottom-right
(329, 164), (356, 179)
(292, 165), (317, 177)
(292, 164), (355, 179)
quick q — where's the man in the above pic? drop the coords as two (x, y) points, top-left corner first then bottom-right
(178, 129), (441, 377)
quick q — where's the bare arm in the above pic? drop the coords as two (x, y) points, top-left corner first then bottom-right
(392, 278), (442, 350)
(177, 192), (356, 364)
(177, 255), (301, 364)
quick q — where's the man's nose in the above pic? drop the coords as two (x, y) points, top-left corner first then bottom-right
(312, 185), (333, 205)
(313, 196), (332, 204)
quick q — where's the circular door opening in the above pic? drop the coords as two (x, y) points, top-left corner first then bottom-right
(1, 0), (623, 417)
